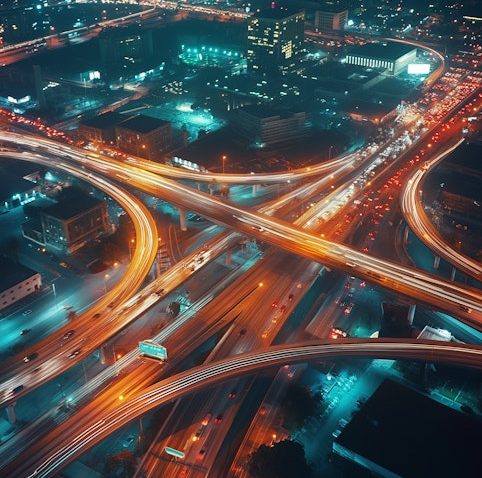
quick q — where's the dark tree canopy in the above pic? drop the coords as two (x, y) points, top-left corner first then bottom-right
(280, 384), (323, 430)
(248, 439), (311, 478)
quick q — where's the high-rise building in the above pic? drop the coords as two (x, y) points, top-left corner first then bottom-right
(314, 8), (348, 32)
(247, 7), (305, 75)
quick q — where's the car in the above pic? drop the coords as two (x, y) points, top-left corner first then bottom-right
(228, 390), (237, 399)
(62, 330), (75, 340)
(122, 435), (135, 448)
(288, 294), (294, 301)
(12, 385), (24, 395)
(23, 352), (38, 363)
(22, 309), (33, 317)
(20, 329), (31, 335)
(271, 301), (278, 308)
(68, 349), (81, 359)
(280, 305), (287, 313)
(196, 449), (206, 461)
(93, 313), (101, 319)
(239, 328), (247, 336)
(214, 414), (223, 424)
(32, 367), (41, 374)
(202, 414), (211, 426)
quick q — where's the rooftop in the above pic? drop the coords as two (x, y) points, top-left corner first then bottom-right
(253, 7), (304, 21)
(0, 256), (39, 291)
(345, 100), (397, 118)
(336, 380), (482, 477)
(79, 111), (124, 130)
(349, 42), (416, 61)
(42, 193), (104, 221)
(238, 104), (304, 119)
(0, 173), (38, 202)
(117, 114), (170, 134)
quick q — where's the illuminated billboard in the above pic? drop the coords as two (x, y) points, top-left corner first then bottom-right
(408, 63), (430, 75)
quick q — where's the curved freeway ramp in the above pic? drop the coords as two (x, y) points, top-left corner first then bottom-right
(5, 339), (482, 478)
(0, 151), (158, 406)
(401, 139), (482, 281)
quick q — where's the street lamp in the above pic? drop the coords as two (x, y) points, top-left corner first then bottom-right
(221, 154), (227, 174)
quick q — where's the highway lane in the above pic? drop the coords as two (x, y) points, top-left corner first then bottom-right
(0, 151), (158, 405)
(4, 339), (481, 478)
(0, 142), (359, 462)
(401, 138), (482, 281)
(0, 7), (159, 66)
(2, 131), (481, 326)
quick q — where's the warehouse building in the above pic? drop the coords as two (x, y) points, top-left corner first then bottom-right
(344, 42), (417, 75)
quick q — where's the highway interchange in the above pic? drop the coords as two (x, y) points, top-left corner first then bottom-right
(0, 4), (481, 477)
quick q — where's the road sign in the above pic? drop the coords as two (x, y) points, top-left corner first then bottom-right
(139, 340), (167, 360)
(164, 446), (185, 459)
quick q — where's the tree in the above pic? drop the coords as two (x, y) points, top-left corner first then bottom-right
(248, 440), (311, 478)
(104, 450), (136, 478)
(280, 384), (323, 430)
(100, 240), (124, 264)
(167, 301), (181, 317)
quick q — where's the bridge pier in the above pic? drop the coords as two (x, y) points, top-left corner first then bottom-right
(99, 346), (108, 365)
(450, 266), (456, 281)
(225, 251), (232, 266)
(433, 255), (440, 270)
(252, 184), (258, 197)
(6, 403), (16, 424)
(408, 304), (416, 325)
(403, 226), (409, 244)
(178, 208), (187, 232)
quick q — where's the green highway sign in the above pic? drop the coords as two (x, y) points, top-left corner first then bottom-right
(164, 446), (185, 459)
(139, 340), (167, 360)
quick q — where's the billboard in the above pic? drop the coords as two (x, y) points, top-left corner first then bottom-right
(408, 63), (430, 75)
(139, 340), (167, 360)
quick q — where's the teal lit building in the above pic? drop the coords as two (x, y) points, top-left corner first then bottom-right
(247, 8), (305, 76)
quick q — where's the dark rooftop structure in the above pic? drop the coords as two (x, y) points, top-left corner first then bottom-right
(349, 42), (416, 61)
(117, 114), (170, 134)
(42, 193), (103, 221)
(253, 7), (304, 20)
(238, 104), (304, 119)
(79, 111), (124, 130)
(0, 173), (37, 202)
(0, 256), (38, 291)
(334, 380), (482, 478)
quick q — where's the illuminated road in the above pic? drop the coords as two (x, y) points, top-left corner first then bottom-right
(0, 151), (158, 405)
(1, 132), (481, 327)
(0, 7), (159, 65)
(3, 339), (481, 478)
(401, 138), (482, 280)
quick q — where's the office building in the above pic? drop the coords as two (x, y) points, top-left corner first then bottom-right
(0, 257), (42, 311)
(314, 8), (348, 32)
(116, 114), (171, 160)
(79, 111), (124, 145)
(247, 8), (305, 75)
(344, 42), (417, 75)
(233, 105), (310, 147)
(40, 194), (110, 254)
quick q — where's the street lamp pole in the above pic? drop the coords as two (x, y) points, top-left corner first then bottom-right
(103, 274), (109, 294)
